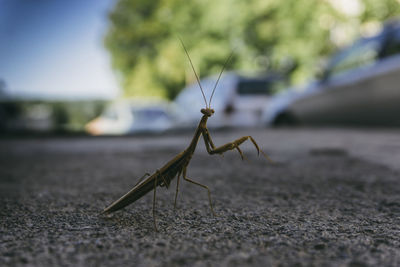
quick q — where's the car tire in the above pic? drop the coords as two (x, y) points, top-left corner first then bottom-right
(273, 112), (298, 127)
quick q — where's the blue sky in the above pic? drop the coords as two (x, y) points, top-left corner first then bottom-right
(0, 0), (119, 99)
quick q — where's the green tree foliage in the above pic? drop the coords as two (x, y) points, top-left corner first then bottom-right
(105, 0), (400, 99)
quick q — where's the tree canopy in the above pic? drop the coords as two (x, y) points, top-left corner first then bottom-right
(105, 0), (400, 99)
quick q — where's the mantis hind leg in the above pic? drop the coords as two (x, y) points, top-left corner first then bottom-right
(153, 175), (158, 232)
(182, 167), (216, 217)
(174, 170), (182, 210)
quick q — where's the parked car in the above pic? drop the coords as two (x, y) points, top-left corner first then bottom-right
(175, 72), (288, 128)
(85, 99), (177, 135)
(262, 19), (400, 127)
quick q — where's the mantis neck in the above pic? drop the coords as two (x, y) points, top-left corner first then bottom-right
(187, 115), (208, 152)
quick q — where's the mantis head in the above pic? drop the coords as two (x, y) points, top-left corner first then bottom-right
(201, 108), (215, 117)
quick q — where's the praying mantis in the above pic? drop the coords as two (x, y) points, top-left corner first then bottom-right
(102, 39), (272, 231)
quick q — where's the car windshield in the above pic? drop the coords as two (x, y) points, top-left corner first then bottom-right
(384, 26), (400, 58)
(131, 108), (167, 123)
(103, 106), (118, 120)
(237, 79), (284, 95)
(327, 35), (383, 78)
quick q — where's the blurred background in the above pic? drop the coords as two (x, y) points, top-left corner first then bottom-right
(1, 0), (400, 135)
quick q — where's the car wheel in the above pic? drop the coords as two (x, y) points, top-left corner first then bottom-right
(273, 112), (298, 127)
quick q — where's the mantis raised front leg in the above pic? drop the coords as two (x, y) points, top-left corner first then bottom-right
(174, 125), (271, 216)
(201, 127), (273, 162)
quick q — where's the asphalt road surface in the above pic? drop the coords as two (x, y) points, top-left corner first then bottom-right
(1, 128), (400, 266)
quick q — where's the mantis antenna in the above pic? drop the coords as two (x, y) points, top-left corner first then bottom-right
(209, 50), (234, 108)
(179, 37), (208, 108)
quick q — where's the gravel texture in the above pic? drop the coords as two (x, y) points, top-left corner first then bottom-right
(1, 128), (400, 266)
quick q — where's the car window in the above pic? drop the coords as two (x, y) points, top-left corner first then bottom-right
(384, 27), (400, 58)
(103, 107), (118, 120)
(237, 80), (271, 95)
(237, 79), (285, 95)
(132, 108), (167, 122)
(328, 36), (382, 78)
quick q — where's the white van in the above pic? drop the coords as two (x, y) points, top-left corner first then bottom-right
(175, 72), (287, 128)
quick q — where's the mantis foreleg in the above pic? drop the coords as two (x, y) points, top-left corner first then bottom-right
(202, 127), (273, 162)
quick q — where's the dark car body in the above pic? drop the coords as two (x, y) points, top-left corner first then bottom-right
(263, 20), (400, 127)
